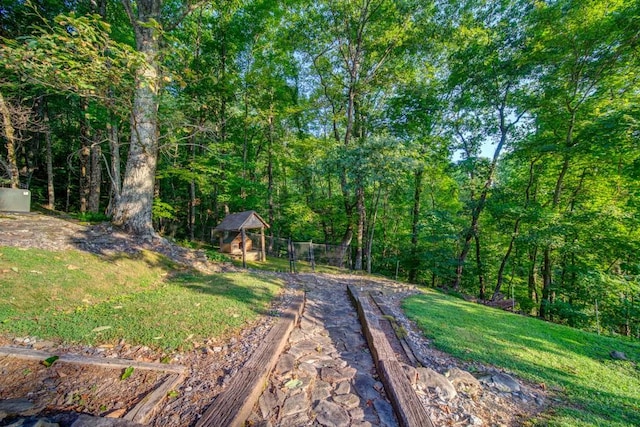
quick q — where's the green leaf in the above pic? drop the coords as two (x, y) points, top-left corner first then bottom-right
(121, 366), (134, 380)
(284, 379), (303, 389)
(42, 355), (59, 367)
(167, 390), (179, 398)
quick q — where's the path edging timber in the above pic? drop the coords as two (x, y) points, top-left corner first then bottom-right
(195, 290), (305, 427)
(348, 285), (435, 427)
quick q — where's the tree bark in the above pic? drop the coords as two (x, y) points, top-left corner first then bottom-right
(105, 120), (121, 216)
(44, 108), (55, 209)
(112, 0), (162, 235)
(88, 137), (102, 213)
(354, 185), (366, 271)
(0, 91), (20, 188)
(79, 101), (91, 213)
(475, 234), (485, 300)
(365, 185), (381, 274)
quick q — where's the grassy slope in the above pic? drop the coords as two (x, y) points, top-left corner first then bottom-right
(403, 289), (640, 427)
(0, 246), (283, 351)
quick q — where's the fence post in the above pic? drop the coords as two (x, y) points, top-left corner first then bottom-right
(288, 237), (296, 273)
(309, 240), (315, 272)
(241, 228), (247, 269)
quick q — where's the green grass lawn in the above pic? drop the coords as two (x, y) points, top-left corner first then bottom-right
(0, 246), (283, 352)
(403, 289), (640, 427)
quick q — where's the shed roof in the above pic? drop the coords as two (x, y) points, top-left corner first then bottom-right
(213, 210), (269, 232)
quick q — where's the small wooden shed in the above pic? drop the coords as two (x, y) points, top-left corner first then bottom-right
(213, 210), (269, 267)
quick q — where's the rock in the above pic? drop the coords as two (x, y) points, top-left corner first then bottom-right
(335, 381), (351, 395)
(401, 363), (418, 385)
(491, 373), (520, 393)
(3, 419), (59, 427)
(415, 367), (457, 400)
(610, 351), (627, 360)
(71, 414), (145, 426)
(259, 389), (278, 418)
(447, 368), (482, 395)
(332, 393), (360, 409)
(311, 380), (332, 402)
(297, 361), (318, 377)
(0, 399), (35, 417)
(313, 400), (350, 427)
(275, 353), (296, 376)
(281, 393), (309, 417)
(288, 340), (320, 358)
(372, 399), (398, 427)
(353, 373), (381, 401)
(467, 414), (484, 425)
(32, 340), (55, 350)
(321, 366), (356, 383)
(279, 411), (310, 427)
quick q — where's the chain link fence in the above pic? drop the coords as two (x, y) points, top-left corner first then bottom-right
(246, 232), (351, 271)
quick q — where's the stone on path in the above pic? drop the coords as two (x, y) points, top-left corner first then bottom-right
(274, 353), (295, 376)
(321, 366), (356, 384)
(372, 399), (398, 427)
(333, 393), (361, 409)
(335, 381), (351, 395)
(281, 393), (308, 417)
(258, 389), (278, 418)
(313, 400), (350, 427)
(311, 380), (333, 402)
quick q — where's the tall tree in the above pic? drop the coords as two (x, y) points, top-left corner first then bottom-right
(445, 0), (532, 292)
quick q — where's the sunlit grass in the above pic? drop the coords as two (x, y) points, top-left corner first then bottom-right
(0, 247), (283, 351)
(403, 289), (640, 427)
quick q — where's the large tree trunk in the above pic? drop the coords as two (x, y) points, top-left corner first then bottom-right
(0, 91), (20, 188)
(79, 101), (91, 213)
(365, 185), (382, 274)
(105, 120), (121, 216)
(89, 138), (102, 213)
(44, 108), (55, 209)
(475, 234), (485, 300)
(354, 185), (366, 271)
(112, 0), (161, 236)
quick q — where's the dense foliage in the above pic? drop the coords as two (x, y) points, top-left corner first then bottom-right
(1, 0), (638, 337)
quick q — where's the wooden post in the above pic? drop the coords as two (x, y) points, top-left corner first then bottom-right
(261, 227), (266, 262)
(309, 240), (315, 272)
(241, 228), (247, 269)
(288, 237), (297, 274)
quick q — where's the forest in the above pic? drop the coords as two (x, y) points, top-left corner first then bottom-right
(0, 0), (638, 339)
